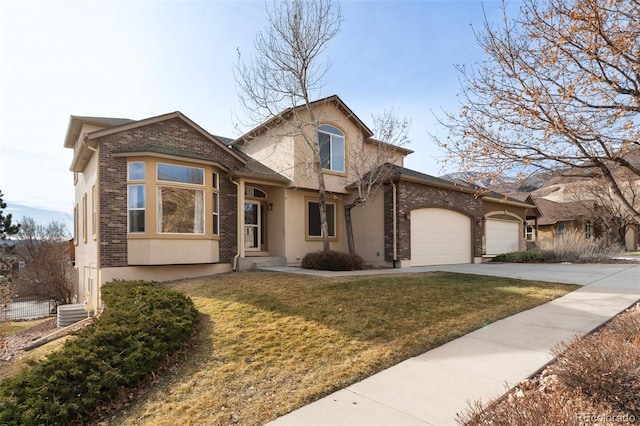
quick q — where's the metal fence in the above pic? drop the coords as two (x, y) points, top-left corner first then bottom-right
(1, 296), (56, 321)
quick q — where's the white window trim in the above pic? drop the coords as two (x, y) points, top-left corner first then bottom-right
(318, 125), (345, 173)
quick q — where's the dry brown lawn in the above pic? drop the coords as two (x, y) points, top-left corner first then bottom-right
(107, 270), (576, 426)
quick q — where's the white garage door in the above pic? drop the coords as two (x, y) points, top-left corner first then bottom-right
(486, 219), (520, 255)
(410, 208), (472, 266)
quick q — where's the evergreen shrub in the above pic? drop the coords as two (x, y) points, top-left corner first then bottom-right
(0, 280), (198, 425)
(301, 250), (364, 271)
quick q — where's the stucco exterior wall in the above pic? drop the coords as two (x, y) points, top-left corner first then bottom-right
(100, 263), (231, 285)
(350, 190), (388, 266)
(282, 188), (347, 264)
(73, 139), (99, 307)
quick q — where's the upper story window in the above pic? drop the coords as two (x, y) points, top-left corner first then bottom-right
(318, 125), (345, 173)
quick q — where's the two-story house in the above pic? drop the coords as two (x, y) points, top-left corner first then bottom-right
(65, 95), (535, 311)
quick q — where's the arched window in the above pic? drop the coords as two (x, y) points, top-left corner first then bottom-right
(317, 125), (345, 172)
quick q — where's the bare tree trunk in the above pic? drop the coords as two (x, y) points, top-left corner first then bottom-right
(344, 202), (356, 255)
(318, 173), (330, 252)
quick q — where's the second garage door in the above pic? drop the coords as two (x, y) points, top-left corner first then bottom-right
(410, 208), (472, 266)
(485, 219), (520, 255)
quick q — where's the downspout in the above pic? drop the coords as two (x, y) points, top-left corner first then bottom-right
(392, 181), (397, 268)
(231, 178), (245, 271)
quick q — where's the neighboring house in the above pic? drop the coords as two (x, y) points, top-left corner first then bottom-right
(530, 197), (640, 251)
(530, 198), (594, 243)
(64, 95), (540, 310)
(523, 176), (640, 251)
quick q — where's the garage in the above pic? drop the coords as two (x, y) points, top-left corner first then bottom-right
(410, 208), (472, 266)
(485, 219), (520, 256)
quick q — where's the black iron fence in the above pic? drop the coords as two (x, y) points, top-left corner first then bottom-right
(1, 296), (56, 321)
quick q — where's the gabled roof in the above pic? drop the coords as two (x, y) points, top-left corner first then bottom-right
(65, 112), (248, 172)
(364, 137), (414, 156)
(481, 190), (539, 212)
(387, 164), (479, 194)
(533, 197), (593, 225)
(63, 116), (135, 148)
(232, 95), (374, 145)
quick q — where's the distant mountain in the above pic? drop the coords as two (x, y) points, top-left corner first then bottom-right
(440, 170), (556, 192)
(4, 202), (73, 233)
(439, 171), (512, 188)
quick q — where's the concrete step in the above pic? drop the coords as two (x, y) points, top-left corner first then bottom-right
(237, 256), (287, 271)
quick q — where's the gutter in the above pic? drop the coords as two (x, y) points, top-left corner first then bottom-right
(231, 178), (247, 271)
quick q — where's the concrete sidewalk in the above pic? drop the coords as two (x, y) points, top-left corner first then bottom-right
(266, 263), (640, 426)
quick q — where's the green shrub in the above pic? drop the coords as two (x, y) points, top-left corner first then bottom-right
(301, 250), (364, 271)
(0, 280), (198, 425)
(492, 250), (551, 263)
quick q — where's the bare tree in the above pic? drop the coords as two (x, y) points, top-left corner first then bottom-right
(344, 110), (411, 254)
(235, 0), (341, 251)
(0, 191), (19, 326)
(436, 0), (640, 223)
(567, 176), (640, 247)
(17, 217), (74, 305)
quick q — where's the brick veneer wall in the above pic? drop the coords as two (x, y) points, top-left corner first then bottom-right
(98, 117), (243, 267)
(383, 180), (483, 263)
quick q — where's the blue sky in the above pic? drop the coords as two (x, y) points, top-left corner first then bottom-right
(0, 0), (508, 218)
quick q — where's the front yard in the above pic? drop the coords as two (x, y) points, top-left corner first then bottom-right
(110, 271), (577, 425)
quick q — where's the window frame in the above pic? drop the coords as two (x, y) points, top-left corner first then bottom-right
(525, 225), (534, 241)
(306, 199), (337, 240)
(585, 220), (592, 239)
(127, 184), (146, 233)
(557, 223), (566, 235)
(82, 193), (88, 243)
(212, 172), (220, 236)
(91, 184), (97, 240)
(157, 162), (204, 186)
(317, 124), (345, 173)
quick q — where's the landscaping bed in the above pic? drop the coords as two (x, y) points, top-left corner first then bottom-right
(458, 303), (640, 425)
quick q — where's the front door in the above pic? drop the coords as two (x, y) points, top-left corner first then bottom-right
(244, 201), (261, 251)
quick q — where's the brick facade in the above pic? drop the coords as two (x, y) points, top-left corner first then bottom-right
(98, 117), (243, 267)
(384, 180), (483, 262)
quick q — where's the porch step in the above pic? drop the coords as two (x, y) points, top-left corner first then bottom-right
(237, 256), (287, 271)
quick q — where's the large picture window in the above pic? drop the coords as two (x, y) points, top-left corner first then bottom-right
(308, 200), (336, 238)
(318, 125), (345, 173)
(157, 187), (205, 234)
(126, 160), (216, 236)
